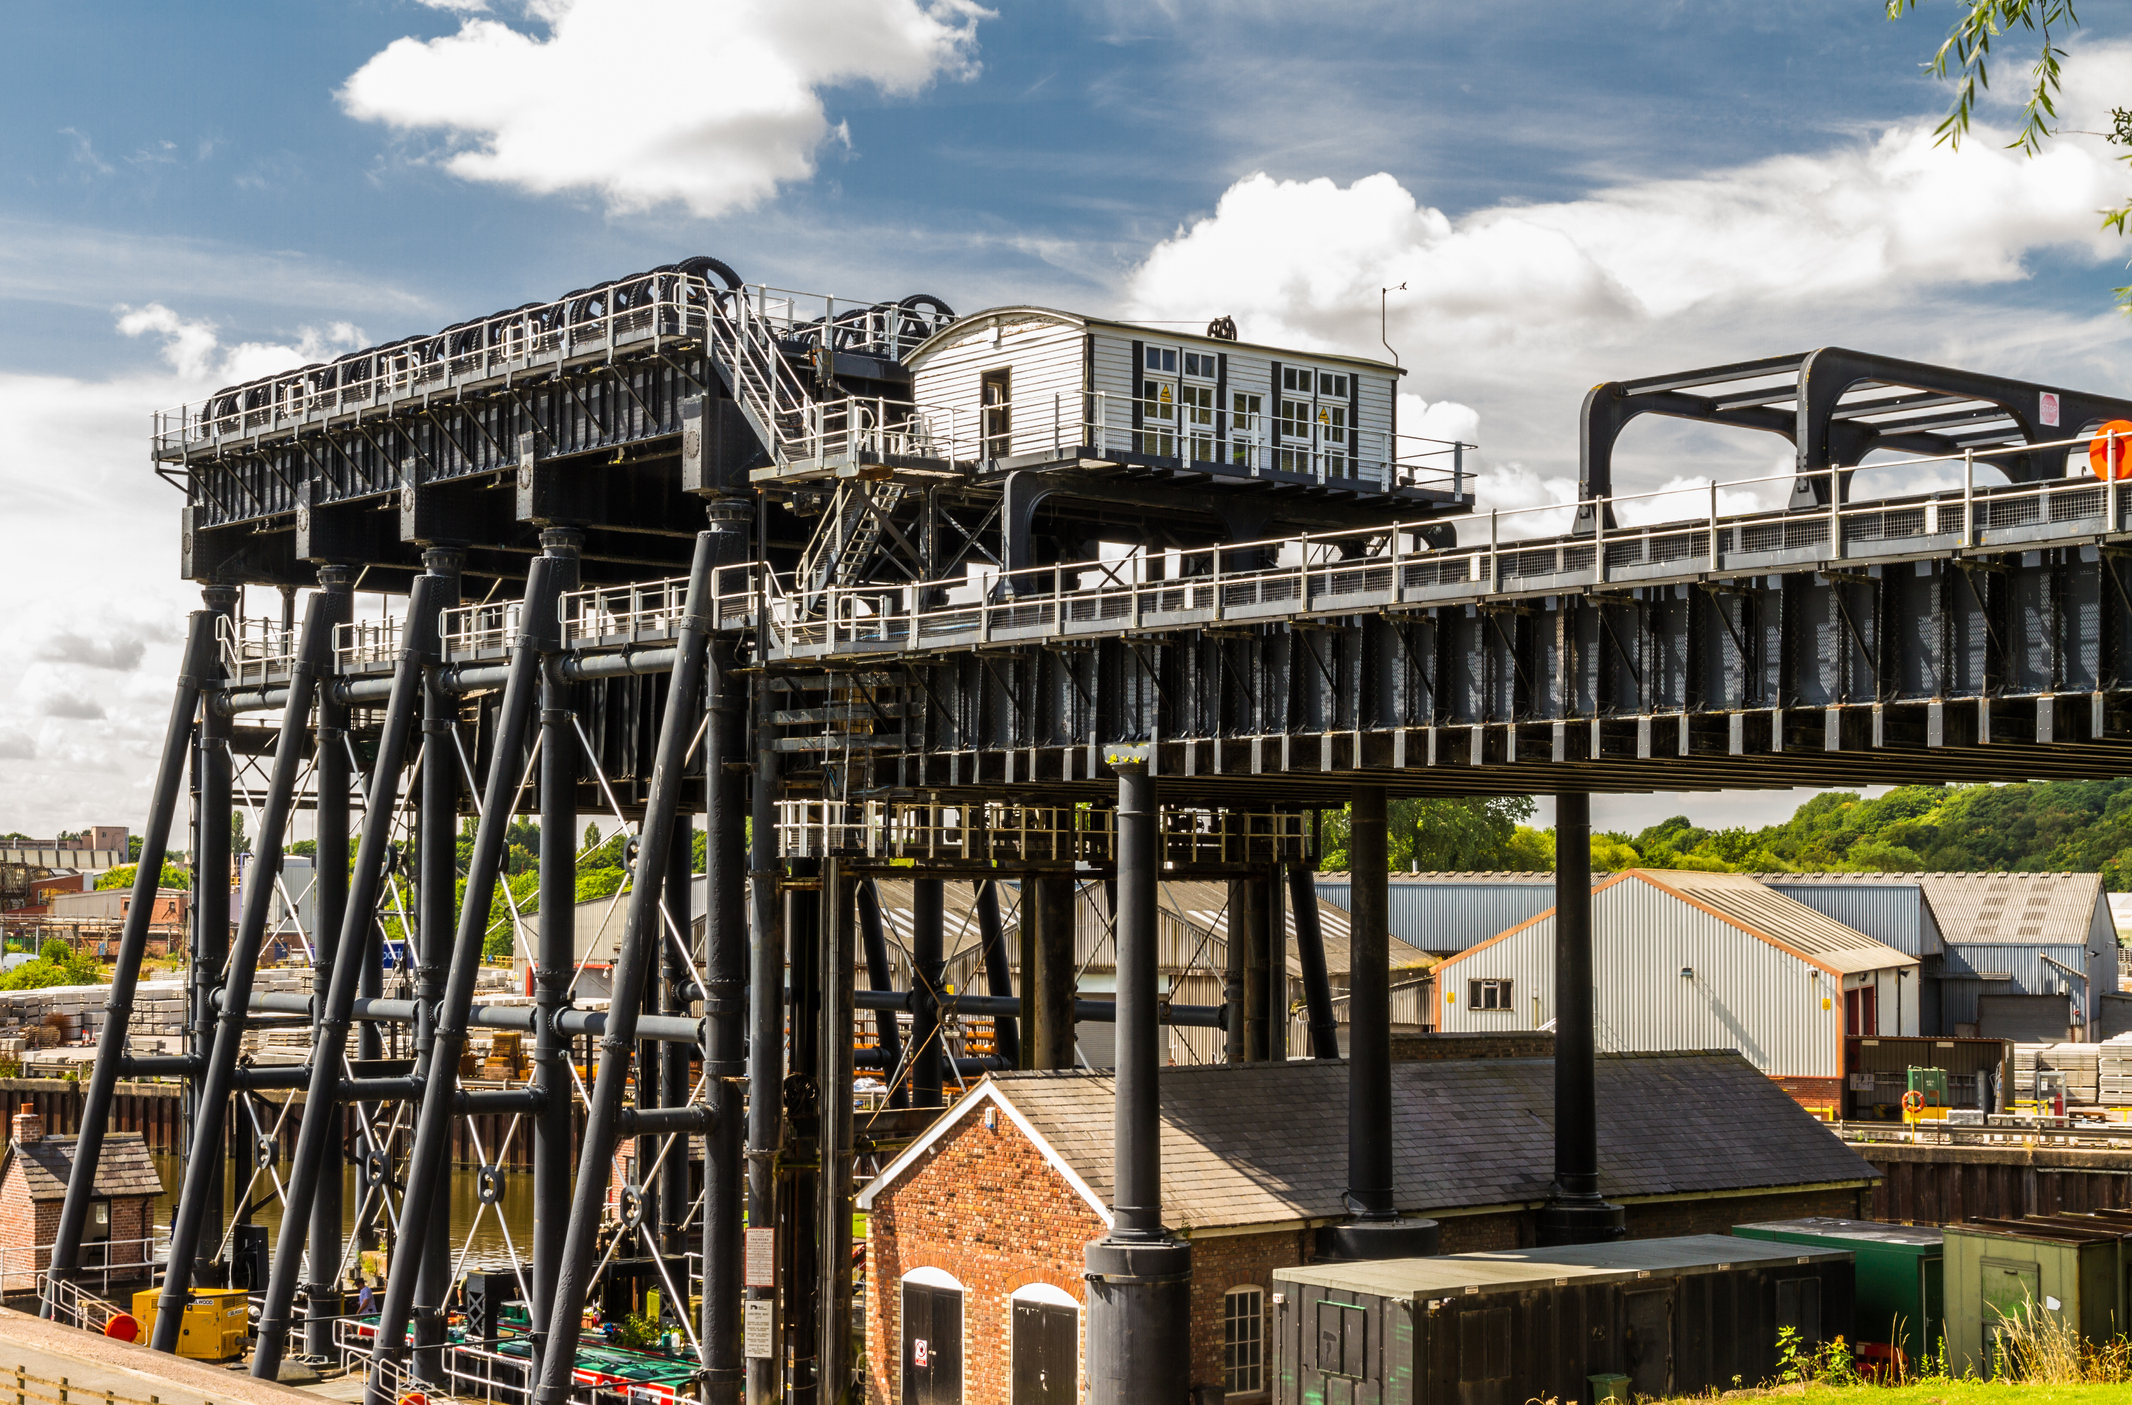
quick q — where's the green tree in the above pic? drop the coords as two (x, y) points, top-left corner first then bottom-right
(231, 809), (249, 855)
(95, 861), (191, 891)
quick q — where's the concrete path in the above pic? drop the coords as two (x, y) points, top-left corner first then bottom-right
(0, 1310), (328, 1405)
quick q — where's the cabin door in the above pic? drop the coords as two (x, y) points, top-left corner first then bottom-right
(1011, 1300), (1077, 1405)
(982, 369), (1011, 462)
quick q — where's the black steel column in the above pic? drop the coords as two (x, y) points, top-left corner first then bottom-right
(306, 567), (354, 1355)
(1537, 792), (1625, 1246)
(252, 574), (444, 1376)
(1225, 875), (1247, 1064)
(412, 545), (461, 1378)
(1032, 876), (1076, 1069)
(702, 635), (747, 1405)
(781, 866), (821, 1405)
(1317, 787), (1436, 1261)
(160, 587), (335, 1352)
(1288, 863), (1339, 1058)
(190, 582), (236, 1285)
(910, 878), (944, 1107)
(1265, 860), (1288, 1063)
(365, 555), (558, 1398)
(817, 863), (856, 1401)
(661, 816), (695, 1265)
(744, 686), (782, 1405)
(43, 609), (215, 1316)
(856, 880), (906, 1108)
(531, 531), (581, 1375)
(974, 880), (1020, 1068)
(1084, 756), (1190, 1405)
(532, 530), (720, 1405)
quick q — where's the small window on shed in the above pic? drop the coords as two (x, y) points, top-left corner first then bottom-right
(1468, 978), (1513, 1011)
(1223, 1286), (1264, 1394)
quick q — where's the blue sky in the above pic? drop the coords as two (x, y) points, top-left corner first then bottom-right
(3, 0), (2130, 832)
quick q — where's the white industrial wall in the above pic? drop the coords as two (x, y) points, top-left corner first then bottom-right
(1434, 877), (1848, 1077)
(908, 314), (1085, 460)
(1841, 965), (1918, 1037)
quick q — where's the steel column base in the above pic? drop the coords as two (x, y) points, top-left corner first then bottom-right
(1313, 1217), (1440, 1262)
(1535, 1194), (1626, 1246)
(1084, 1237), (1191, 1405)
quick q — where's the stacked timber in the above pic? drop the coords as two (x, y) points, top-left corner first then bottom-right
(2015, 1042), (2102, 1104)
(2099, 1033), (2132, 1105)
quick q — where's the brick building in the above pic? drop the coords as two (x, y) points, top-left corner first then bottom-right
(859, 1050), (1876, 1404)
(0, 1104), (162, 1293)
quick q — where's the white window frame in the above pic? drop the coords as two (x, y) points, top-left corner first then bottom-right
(1468, 977), (1514, 1012)
(1223, 1284), (1266, 1395)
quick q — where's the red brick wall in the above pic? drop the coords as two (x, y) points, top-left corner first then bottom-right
(1184, 1228), (1312, 1398)
(1772, 1076), (1842, 1118)
(867, 1110), (1105, 1405)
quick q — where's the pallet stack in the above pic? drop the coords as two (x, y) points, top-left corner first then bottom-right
(2015, 1042), (2103, 1104)
(2098, 1033), (2132, 1106)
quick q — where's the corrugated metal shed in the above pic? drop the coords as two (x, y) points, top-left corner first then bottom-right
(1756, 875), (1944, 958)
(1313, 872), (1555, 954)
(1434, 871), (1913, 1076)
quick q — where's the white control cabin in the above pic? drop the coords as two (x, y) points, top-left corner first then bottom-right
(903, 307), (1450, 494)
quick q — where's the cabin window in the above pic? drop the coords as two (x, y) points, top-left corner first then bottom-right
(982, 369), (1012, 461)
(1181, 384), (1215, 462)
(1281, 367), (1312, 393)
(1468, 978), (1513, 1011)
(1144, 345), (1178, 374)
(1223, 1286), (1265, 1394)
(1184, 351), (1218, 379)
(1319, 371), (1349, 398)
(1139, 375), (1177, 458)
(1230, 393), (1263, 469)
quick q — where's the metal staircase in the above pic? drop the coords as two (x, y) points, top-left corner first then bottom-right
(796, 480), (910, 611)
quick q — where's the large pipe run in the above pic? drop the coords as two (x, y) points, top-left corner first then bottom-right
(701, 631), (748, 1405)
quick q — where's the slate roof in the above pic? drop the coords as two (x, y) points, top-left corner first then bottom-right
(2, 1132), (163, 1202)
(864, 1050), (1875, 1233)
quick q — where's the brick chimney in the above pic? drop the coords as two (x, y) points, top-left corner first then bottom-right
(13, 1104), (41, 1145)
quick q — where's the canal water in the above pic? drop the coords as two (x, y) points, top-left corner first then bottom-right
(151, 1154), (538, 1275)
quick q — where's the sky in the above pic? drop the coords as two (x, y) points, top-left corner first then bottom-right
(2, 0), (2131, 837)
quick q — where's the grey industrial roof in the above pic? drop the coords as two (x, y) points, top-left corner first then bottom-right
(2, 1131), (162, 1202)
(1272, 1233), (1849, 1297)
(864, 1050), (1875, 1232)
(1747, 871), (2106, 947)
(1733, 1217), (1944, 1247)
(1645, 871), (1917, 975)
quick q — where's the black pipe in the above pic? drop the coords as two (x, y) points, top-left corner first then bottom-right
(702, 628), (747, 1405)
(856, 880), (906, 1107)
(744, 680), (783, 1405)
(364, 552), (555, 1396)
(531, 531), (581, 1378)
(910, 878), (944, 1107)
(307, 566), (352, 1358)
(42, 610), (215, 1316)
(622, 1104), (714, 1135)
(250, 573), (441, 1374)
(1084, 756), (1189, 1405)
(1537, 792), (1625, 1246)
(975, 880), (1020, 1068)
(1225, 874), (1248, 1063)
(782, 865), (822, 1405)
(854, 1051), (1004, 1075)
(533, 530), (720, 1405)
(1033, 876), (1076, 1068)
(157, 587), (334, 1354)
(218, 644), (687, 714)
(190, 582), (236, 1284)
(1288, 864), (1340, 1059)
(660, 817), (695, 1265)
(848, 989), (1228, 1028)
(410, 545), (461, 1381)
(1265, 860), (1288, 1062)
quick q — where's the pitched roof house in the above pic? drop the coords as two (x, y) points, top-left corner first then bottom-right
(0, 1106), (162, 1292)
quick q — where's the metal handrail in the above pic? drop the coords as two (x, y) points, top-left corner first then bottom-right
(775, 799), (1309, 863)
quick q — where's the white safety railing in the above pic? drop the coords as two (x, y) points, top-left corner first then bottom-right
(441, 599), (525, 659)
(9, 1235), (162, 1298)
(764, 428), (2132, 658)
(218, 614), (299, 688)
(156, 272), (723, 454)
(335, 617), (407, 671)
(776, 799), (1308, 863)
(773, 390), (1474, 495)
(558, 566), (762, 649)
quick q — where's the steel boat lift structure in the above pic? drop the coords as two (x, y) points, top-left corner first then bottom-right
(37, 253), (2132, 1405)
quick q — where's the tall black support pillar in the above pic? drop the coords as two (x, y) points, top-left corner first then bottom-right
(43, 608), (215, 1316)
(1265, 862), (1288, 1063)
(531, 530), (582, 1376)
(1227, 872), (1268, 1062)
(1288, 864), (1339, 1060)
(661, 817), (695, 1263)
(189, 582), (236, 1286)
(532, 529), (720, 1405)
(1032, 876), (1076, 1069)
(1316, 787), (1436, 1261)
(1224, 875), (1247, 1064)
(251, 574), (444, 1376)
(744, 687), (782, 1405)
(412, 546), (461, 1378)
(1084, 756), (1190, 1405)
(781, 866), (821, 1405)
(161, 587), (336, 1352)
(1537, 793), (1625, 1246)
(306, 567), (354, 1355)
(702, 631), (748, 1405)
(974, 880), (1020, 1068)
(856, 881), (906, 1107)
(817, 864), (856, 1401)
(910, 878), (944, 1106)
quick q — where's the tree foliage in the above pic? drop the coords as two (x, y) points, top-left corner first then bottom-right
(94, 861), (191, 891)
(1, 940), (102, 990)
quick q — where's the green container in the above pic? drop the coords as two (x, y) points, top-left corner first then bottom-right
(1588, 1373), (1631, 1404)
(1907, 1066), (1948, 1108)
(1941, 1219), (2130, 1376)
(1733, 1218), (1943, 1365)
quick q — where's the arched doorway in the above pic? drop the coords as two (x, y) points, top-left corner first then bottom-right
(901, 1266), (964, 1405)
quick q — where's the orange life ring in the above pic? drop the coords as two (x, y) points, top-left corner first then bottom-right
(1901, 1090), (1926, 1113)
(103, 1313), (139, 1342)
(2089, 420), (2132, 481)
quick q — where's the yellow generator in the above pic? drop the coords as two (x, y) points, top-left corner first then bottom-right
(131, 1286), (250, 1360)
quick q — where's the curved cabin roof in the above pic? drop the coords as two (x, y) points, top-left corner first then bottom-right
(904, 305), (1405, 377)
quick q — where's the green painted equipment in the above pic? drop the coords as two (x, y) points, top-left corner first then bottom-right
(1942, 1214), (2132, 1376)
(1732, 1218), (1943, 1369)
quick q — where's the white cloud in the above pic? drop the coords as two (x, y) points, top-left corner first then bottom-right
(341, 0), (989, 217)
(1123, 42), (2132, 512)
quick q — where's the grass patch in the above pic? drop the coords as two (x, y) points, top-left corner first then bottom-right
(1764, 1386), (2132, 1405)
